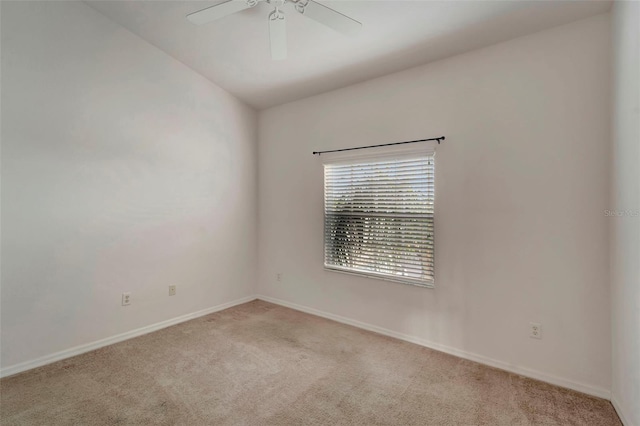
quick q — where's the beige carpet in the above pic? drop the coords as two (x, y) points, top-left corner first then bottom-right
(1, 300), (621, 425)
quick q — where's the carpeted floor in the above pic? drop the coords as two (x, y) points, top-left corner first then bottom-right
(1, 300), (621, 425)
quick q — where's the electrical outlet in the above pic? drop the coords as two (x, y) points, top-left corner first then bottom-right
(169, 285), (176, 296)
(276, 273), (282, 282)
(530, 322), (542, 339)
(122, 292), (131, 306)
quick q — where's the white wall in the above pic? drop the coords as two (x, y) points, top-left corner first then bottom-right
(611, 2), (640, 425)
(1, 1), (257, 370)
(258, 14), (612, 397)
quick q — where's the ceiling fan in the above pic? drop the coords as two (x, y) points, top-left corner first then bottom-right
(186, 0), (361, 60)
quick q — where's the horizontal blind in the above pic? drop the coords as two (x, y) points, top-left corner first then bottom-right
(324, 154), (435, 286)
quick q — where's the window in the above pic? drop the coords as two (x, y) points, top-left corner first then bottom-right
(323, 152), (435, 287)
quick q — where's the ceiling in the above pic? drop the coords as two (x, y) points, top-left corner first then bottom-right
(86, 0), (611, 109)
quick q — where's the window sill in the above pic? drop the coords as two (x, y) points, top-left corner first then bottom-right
(324, 265), (434, 289)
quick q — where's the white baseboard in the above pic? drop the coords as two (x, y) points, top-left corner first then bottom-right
(612, 396), (635, 426)
(257, 294), (612, 400)
(2, 293), (614, 404)
(0, 295), (257, 379)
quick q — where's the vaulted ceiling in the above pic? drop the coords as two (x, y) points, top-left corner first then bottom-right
(87, 0), (611, 109)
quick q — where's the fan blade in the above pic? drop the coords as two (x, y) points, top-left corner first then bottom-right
(294, 0), (361, 36)
(269, 10), (287, 60)
(187, 0), (255, 26)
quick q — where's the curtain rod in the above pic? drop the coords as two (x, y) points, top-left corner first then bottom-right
(312, 136), (445, 156)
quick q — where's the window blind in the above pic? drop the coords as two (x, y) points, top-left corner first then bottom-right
(324, 154), (435, 287)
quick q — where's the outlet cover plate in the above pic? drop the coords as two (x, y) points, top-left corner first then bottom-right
(530, 322), (542, 339)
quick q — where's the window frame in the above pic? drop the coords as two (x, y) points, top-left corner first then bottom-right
(322, 149), (435, 288)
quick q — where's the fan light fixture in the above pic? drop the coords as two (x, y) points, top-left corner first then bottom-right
(187, 0), (362, 60)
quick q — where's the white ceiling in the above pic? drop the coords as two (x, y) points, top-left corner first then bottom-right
(87, 0), (611, 109)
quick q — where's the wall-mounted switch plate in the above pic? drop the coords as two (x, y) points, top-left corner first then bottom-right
(122, 292), (131, 306)
(169, 285), (176, 296)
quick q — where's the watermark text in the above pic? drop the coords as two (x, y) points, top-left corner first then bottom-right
(604, 209), (640, 217)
